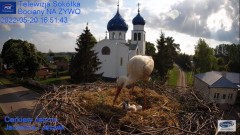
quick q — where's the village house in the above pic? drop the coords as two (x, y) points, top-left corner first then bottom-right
(194, 71), (240, 105)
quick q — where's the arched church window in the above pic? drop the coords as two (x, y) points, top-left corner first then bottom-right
(138, 33), (141, 41)
(134, 33), (137, 41)
(112, 32), (115, 39)
(119, 32), (122, 39)
(102, 46), (110, 55)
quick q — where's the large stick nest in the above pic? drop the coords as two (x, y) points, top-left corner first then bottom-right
(30, 82), (239, 135)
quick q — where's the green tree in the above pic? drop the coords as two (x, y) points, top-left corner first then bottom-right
(215, 44), (240, 72)
(193, 39), (217, 73)
(1, 39), (40, 77)
(175, 53), (192, 71)
(69, 25), (101, 82)
(145, 42), (156, 56)
(225, 44), (240, 72)
(1, 39), (22, 67)
(154, 32), (180, 80)
(48, 49), (55, 56)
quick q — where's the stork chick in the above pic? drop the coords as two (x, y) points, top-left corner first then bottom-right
(122, 101), (142, 111)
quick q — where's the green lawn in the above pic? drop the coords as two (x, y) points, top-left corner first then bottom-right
(185, 71), (193, 86)
(167, 66), (179, 86)
(39, 76), (70, 85)
(0, 78), (14, 85)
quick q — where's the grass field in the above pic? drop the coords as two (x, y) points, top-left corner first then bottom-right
(39, 76), (70, 85)
(167, 66), (179, 86)
(0, 78), (14, 85)
(185, 71), (193, 86)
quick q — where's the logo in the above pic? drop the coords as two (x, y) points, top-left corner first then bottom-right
(0, 2), (16, 14)
(218, 120), (236, 132)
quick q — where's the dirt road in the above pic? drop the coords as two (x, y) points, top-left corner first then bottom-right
(0, 85), (41, 135)
(176, 65), (186, 91)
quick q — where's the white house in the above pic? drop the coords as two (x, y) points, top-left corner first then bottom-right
(94, 4), (146, 80)
(194, 71), (240, 105)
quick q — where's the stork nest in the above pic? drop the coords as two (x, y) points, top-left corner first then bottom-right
(29, 82), (239, 135)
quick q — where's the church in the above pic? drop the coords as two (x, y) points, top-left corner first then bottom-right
(94, 3), (146, 80)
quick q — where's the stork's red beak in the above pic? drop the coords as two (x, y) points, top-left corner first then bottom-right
(112, 85), (123, 106)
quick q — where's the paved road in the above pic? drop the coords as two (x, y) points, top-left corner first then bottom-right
(0, 85), (41, 135)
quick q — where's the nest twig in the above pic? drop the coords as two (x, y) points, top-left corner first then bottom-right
(28, 82), (237, 135)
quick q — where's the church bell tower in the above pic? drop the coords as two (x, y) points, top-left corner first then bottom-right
(131, 3), (146, 55)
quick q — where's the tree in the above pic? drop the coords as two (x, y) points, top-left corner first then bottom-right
(193, 39), (217, 73)
(175, 53), (192, 71)
(145, 42), (156, 56)
(69, 26), (101, 82)
(154, 32), (180, 80)
(225, 44), (240, 72)
(48, 49), (55, 56)
(1, 39), (40, 77)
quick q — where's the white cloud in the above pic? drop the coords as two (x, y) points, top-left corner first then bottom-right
(0, 24), (11, 31)
(80, 8), (91, 15)
(207, 8), (233, 32)
(31, 31), (75, 52)
(61, 32), (78, 39)
(0, 23), (25, 31)
(166, 10), (180, 20)
(96, 0), (121, 6)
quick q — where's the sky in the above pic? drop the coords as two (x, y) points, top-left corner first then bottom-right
(0, 0), (239, 55)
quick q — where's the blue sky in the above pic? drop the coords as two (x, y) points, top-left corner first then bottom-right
(0, 0), (239, 55)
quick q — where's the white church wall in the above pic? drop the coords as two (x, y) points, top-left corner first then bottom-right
(133, 25), (144, 30)
(116, 43), (129, 77)
(109, 31), (126, 40)
(94, 39), (118, 78)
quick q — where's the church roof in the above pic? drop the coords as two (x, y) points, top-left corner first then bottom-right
(123, 43), (138, 50)
(107, 9), (128, 32)
(132, 13), (145, 25)
(129, 43), (138, 50)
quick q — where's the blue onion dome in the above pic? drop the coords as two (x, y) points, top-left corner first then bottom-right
(132, 13), (145, 25)
(107, 10), (128, 31)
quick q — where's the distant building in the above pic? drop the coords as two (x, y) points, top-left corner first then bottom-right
(194, 71), (240, 105)
(36, 66), (50, 79)
(53, 57), (69, 71)
(93, 3), (146, 79)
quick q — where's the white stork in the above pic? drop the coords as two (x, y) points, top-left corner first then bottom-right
(112, 55), (154, 109)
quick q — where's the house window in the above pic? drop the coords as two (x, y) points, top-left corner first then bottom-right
(213, 93), (219, 99)
(138, 33), (141, 41)
(222, 94), (226, 99)
(101, 46), (110, 55)
(228, 94), (233, 99)
(134, 33), (137, 41)
(112, 32), (115, 39)
(120, 57), (123, 66)
(119, 32), (122, 39)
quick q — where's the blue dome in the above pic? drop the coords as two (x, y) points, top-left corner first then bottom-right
(132, 13), (145, 25)
(107, 11), (128, 31)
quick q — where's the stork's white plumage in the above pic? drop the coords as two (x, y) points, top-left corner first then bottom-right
(113, 55), (154, 109)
